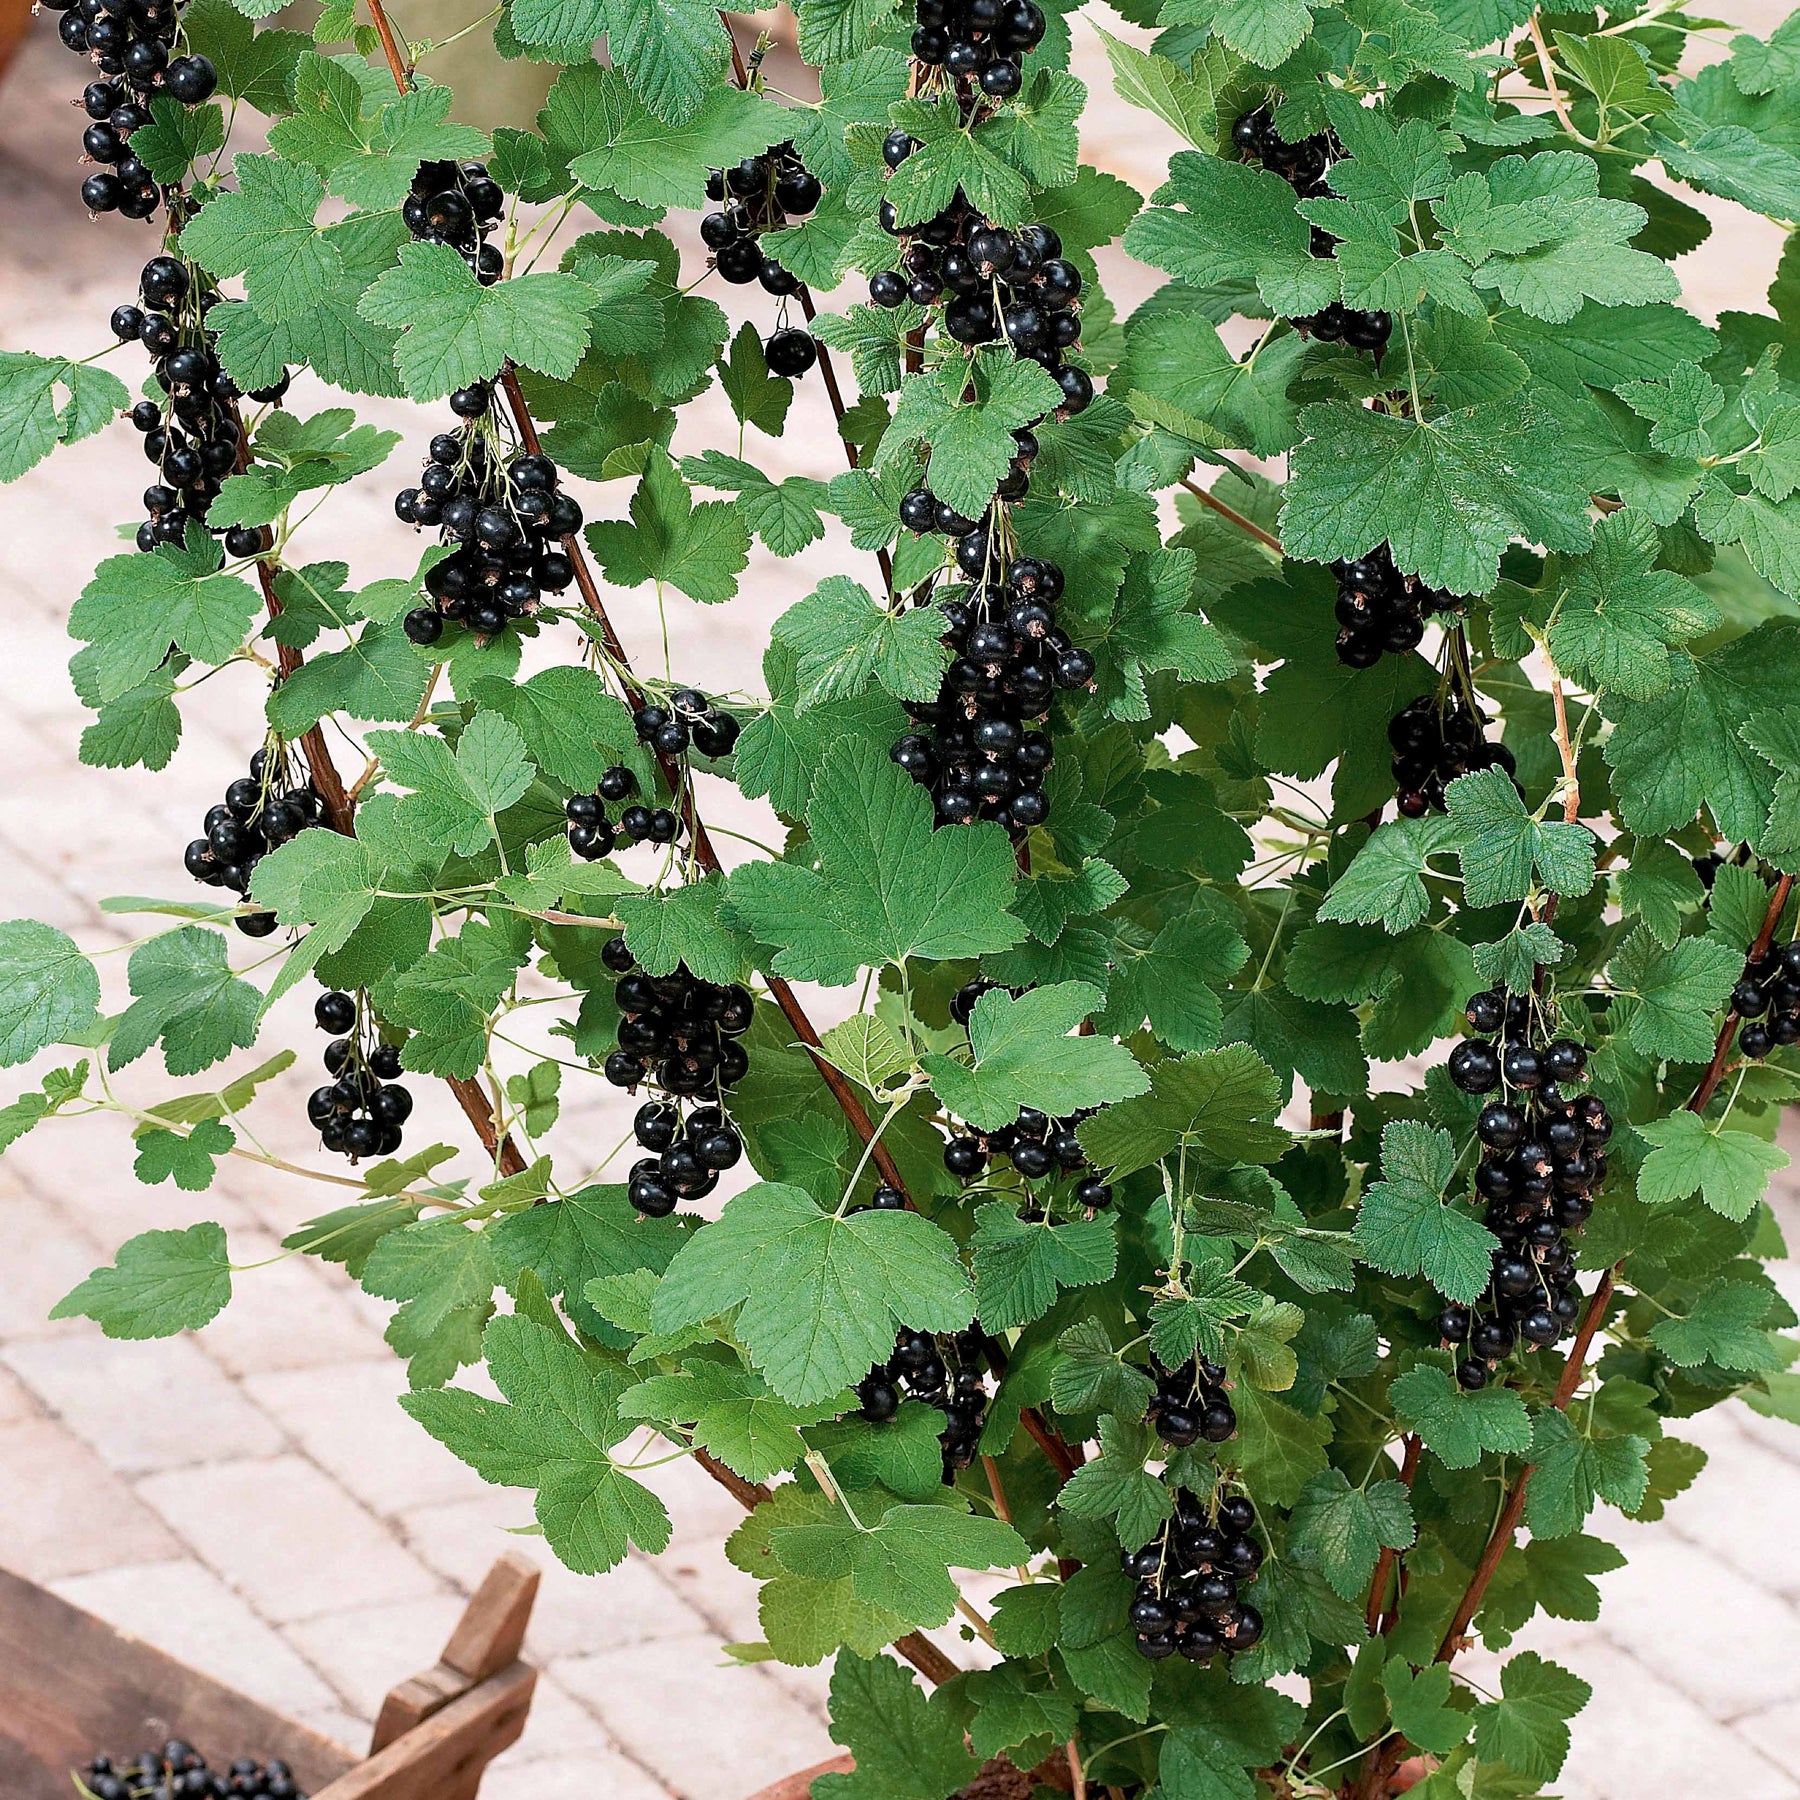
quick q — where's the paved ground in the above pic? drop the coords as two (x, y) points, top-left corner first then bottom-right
(3, 8), (1800, 1797)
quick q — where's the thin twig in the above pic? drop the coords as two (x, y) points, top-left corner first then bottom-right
(1525, 12), (1583, 143)
(795, 284), (894, 594)
(1547, 669), (1580, 826)
(1178, 476), (1282, 555)
(220, 332), (529, 1175)
(364, 0), (413, 85)
(1689, 872), (1794, 1115)
(689, 1445), (962, 1684)
(983, 1452), (1014, 1525)
(1362, 1433), (1419, 1633)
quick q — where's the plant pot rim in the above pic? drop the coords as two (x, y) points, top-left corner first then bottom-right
(741, 1752), (854, 1800)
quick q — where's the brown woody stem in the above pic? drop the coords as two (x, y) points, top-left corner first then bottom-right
(690, 1447), (961, 1684)
(1362, 1434), (1420, 1635)
(1178, 476), (1282, 555)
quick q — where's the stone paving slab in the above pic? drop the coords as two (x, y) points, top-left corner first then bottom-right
(2, 9), (1800, 1798)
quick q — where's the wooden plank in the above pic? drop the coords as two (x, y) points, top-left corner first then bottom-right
(0, 1566), (355, 1800)
(440, 1555), (538, 1682)
(369, 1555), (538, 1754)
(313, 1663), (536, 1800)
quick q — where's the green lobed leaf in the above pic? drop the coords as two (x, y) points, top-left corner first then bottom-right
(51, 1222), (232, 1340)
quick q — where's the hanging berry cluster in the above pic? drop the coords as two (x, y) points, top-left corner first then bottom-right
(870, 0), (1093, 839)
(402, 158), (506, 285)
(941, 1103), (1110, 1201)
(1387, 691), (1517, 818)
(701, 144), (822, 377)
(564, 765), (680, 857)
(873, 219), (1094, 834)
(1332, 544), (1455, 668)
(51, 0), (216, 221)
(1125, 1489), (1265, 1663)
(857, 1327), (993, 1480)
(1147, 1353), (1237, 1448)
(1441, 990), (1610, 1389)
(82, 1741), (305, 1800)
(1730, 937), (1800, 1060)
(396, 413), (579, 645)
(633, 689), (742, 762)
(907, 0), (1045, 101)
(868, 199), (1089, 405)
(183, 743), (322, 935)
(114, 253), (280, 553)
(1231, 104), (1391, 355)
(891, 538), (1086, 832)
(598, 936), (753, 1215)
(306, 989), (412, 1161)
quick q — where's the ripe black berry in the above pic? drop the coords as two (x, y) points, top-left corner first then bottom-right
(859, 1327), (991, 1477)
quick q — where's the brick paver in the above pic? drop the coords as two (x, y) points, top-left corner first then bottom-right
(3, 10), (1800, 1798)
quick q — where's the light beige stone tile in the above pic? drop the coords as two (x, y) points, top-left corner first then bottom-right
(243, 1359), (489, 1516)
(0, 1362), (41, 1423)
(136, 1455), (443, 1622)
(478, 1745), (673, 1800)
(1736, 1696), (1800, 1777)
(0, 1418), (180, 1580)
(479, 1672), (625, 1762)
(290, 1708), (369, 1757)
(0, 1181), (106, 1341)
(4, 1334), (284, 1474)
(1556, 1638), (1800, 1800)
(553, 1636), (834, 1799)
(401, 1496), (712, 1660)
(284, 1594), (469, 1717)
(1587, 1523), (1800, 1720)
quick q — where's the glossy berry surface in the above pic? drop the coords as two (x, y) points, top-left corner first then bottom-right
(601, 939), (754, 1214)
(858, 1326), (993, 1479)
(1439, 985), (1610, 1384)
(182, 741), (321, 931)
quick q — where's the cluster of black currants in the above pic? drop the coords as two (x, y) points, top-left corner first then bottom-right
(1231, 105), (1391, 354)
(402, 157), (505, 284)
(1124, 1490), (1264, 1663)
(632, 689), (741, 761)
(907, 0), (1045, 101)
(81, 1740), (304, 1799)
(1147, 1354), (1237, 1448)
(598, 937), (754, 1213)
(1730, 938), (1800, 1059)
(564, 765), (680, 857)
(856, 1328), (992, 1479)
(182, 745), (320, 935)
(869, 196), (1092, 414)
(700, 143), (822, 377)
(891, 530), (1088, 834)
(395, 416), (579, 644)
(942, 1106), (1110, 1206)
(1332, 544), (1455, 668)
(114, 254), (279, 554)
(306, 989), (412, 1161)
(1387, 692), (1517, 819)
(1441, 991), (1611, 1389)
(53, 0), (215, 221)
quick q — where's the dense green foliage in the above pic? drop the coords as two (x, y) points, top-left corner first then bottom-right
(9, 0), (1800, 1793)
